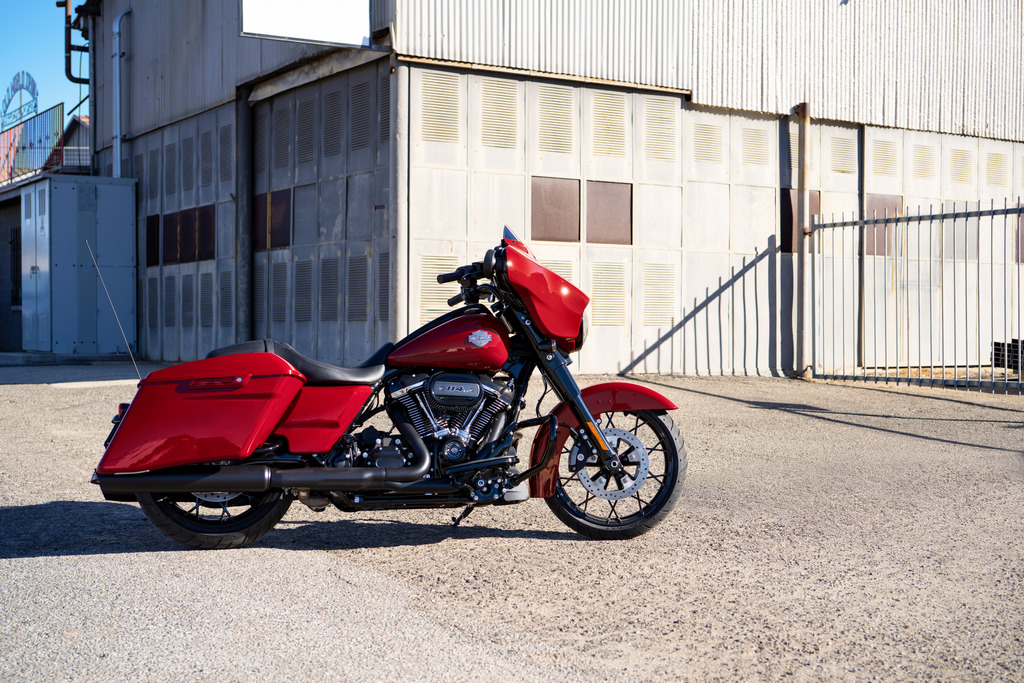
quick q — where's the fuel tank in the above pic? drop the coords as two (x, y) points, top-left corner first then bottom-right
(388, 312), (510, 371)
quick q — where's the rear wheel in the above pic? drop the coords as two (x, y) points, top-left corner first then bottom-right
(545, 410), (685, 540)
(137, 489), (292, 549)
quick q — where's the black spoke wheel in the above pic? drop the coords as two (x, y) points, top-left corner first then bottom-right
(137, 488), (292, 550)
(545, 410), (686, 540)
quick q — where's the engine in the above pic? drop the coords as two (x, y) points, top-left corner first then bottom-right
(386, 371), (515, 469)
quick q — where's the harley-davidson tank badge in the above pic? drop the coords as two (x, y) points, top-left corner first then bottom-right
(467, 330), (493, 348)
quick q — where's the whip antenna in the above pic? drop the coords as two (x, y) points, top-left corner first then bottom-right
(85, 240), (141, 381)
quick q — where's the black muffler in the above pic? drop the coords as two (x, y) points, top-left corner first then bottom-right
(95, 404), (434, 499)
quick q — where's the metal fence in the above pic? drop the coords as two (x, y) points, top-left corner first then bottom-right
(0, 103), (64, 188)
(812, 201), (1024, 394)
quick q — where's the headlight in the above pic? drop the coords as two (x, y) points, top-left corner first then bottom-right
(574, 311), (589, 351)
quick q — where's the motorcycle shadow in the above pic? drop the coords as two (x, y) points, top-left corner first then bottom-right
(269, 514), (577, 551)
(0, 500), (576, 559)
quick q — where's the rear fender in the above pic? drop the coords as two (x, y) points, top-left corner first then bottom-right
(528, 382), (677, 498)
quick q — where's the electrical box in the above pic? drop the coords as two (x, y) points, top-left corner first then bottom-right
(20, 175), (136, 355)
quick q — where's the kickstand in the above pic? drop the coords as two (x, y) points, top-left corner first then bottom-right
(451, 505), (476, 527)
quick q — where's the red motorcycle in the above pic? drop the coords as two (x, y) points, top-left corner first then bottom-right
(93, 229), (686, 548)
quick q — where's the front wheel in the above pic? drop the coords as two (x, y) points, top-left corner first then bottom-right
(545, 410), (686, 540)
(136, 489), (292, 549)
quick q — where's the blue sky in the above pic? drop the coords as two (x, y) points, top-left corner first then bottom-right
(0, 1), (89, 130)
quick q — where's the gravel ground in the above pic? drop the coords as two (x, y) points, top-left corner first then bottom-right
(1, 362), (1022, 681)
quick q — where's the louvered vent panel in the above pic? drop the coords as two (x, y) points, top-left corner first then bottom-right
(254, 114), (267, 173)
(181, 137), (195, 192)
(693, 123), (723, 164)
(421, 73), (460, 144)
(644, 99), (676, 162)
(163, 275), (177, 327)
(23, 196), (31, 219)
(872, 140), (898, 177)
(789, 134), (816, 170)
(219, 124), (233, 182)
(911, 144), (938, 180)
(271, 262), (288, 322)
(200, 131), (214, 187)
(147, 276), (158, 329)
(591, 262), (627, 327)
(741, 128), (770, 167)
(218, 270), (233, 328)
(480, 78), (518, 149)
(134, 154), (145, 186)
(378, 253), (390, 321)
(347, 255), (369, 322)
(273, 108), (289, 170)
(37, 189), (45, 215)
(420, 255), (460, 325)
(181, 274), (195, 328)
(164, 143), (177, 196)
(592, 92), (627, 158)
(643, 263), (677, 327)
(323, 91), (343, 157)
(297, 99), (315, 164)
(320, 257), (340, 322)
(537, 84), (573, 155)
(949, 148), (974, 184)
(199, 273), (214, 328)
(542, 259), (577, 285)
(39, 314), (48, 349)
(379, 73), (391, 144)
(830, 137), (857, 174)
(253, 262), (266, 324)
(146, 150), (157, 199)
(351, 82), (372, 151)
(294, 260), (313, 322)
(985, 152), (1009, 187)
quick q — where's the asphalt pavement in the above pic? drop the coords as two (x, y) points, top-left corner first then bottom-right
(1, 363), (1022, 681)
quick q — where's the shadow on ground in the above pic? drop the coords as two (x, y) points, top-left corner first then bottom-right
(0, 500), (575, 559)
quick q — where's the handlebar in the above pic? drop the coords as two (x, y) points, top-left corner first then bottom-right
(435, 249), (501, 307)
(436, 270), (463, 284)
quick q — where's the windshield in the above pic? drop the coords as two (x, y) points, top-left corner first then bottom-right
(501, 226), (534, 257)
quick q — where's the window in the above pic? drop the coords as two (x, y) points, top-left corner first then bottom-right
(586, 181), (631, 245)
(531, 177), (579, 242)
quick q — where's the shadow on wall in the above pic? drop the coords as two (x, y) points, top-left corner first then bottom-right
(623, 236), (797, 377)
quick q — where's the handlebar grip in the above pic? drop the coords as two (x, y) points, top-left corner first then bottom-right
(447, 292), (466, 307)
(437, 270), (462, 284)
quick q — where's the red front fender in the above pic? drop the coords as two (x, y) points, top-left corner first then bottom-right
(527, 382), (678, 498)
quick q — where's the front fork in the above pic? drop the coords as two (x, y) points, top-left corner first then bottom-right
(515, 313), (624, 477)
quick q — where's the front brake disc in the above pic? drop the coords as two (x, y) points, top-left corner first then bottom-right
(572, 427), (650, 501)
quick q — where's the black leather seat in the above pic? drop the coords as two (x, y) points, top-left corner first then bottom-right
(206, 339), (394, 386)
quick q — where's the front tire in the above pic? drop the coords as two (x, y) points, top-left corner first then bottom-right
(545, 410), (686, 540)
(137, 489), (292, 549)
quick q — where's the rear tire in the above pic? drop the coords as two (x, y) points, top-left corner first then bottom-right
(545, 410), (685, 540)
(137, 489), (292, 549)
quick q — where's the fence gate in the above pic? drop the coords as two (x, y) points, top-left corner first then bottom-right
(812, 202), (1023, 393)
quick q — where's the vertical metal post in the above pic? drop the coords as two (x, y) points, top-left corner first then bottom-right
(395, 60), (411, 342)
(235, 86), (254, 342)
(795, 103), (812, 378)
(112, 9), (132, 178)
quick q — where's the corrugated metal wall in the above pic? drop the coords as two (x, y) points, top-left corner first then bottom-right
(92, 0), (330, 153)
(392, 0), (1024, 142)
(394, 0), (689, 94)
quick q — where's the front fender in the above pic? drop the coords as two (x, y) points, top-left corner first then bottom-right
(527, 382), (677, 498)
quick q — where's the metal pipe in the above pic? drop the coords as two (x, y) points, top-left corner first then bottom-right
(112, 8), (131, 178)
(62, 1), (89, 86)
(795, 102), (812, 378)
